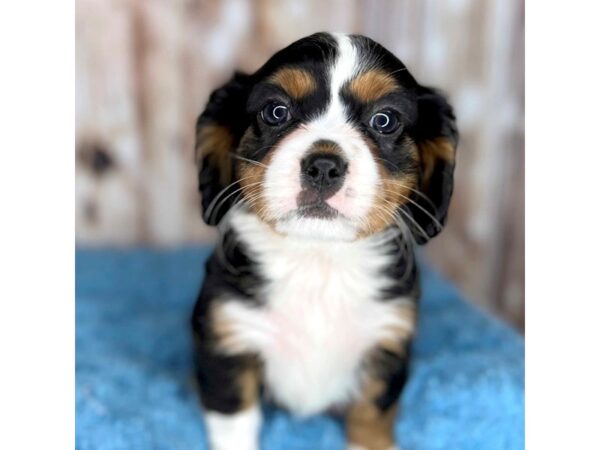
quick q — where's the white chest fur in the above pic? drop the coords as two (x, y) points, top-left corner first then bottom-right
(219, 211), (413, 416)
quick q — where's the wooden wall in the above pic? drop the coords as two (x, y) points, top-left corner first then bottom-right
(76, 0), (524, 330)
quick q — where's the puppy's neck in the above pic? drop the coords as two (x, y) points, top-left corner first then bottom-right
(224, 206), (403, 253)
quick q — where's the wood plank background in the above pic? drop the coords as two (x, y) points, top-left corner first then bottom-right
(76, 0), (524, 330)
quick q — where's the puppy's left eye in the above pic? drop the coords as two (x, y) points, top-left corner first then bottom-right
(369, 110), (401, 134)
(261, 102), (290, 126)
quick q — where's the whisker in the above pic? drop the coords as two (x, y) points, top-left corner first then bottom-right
(396, 207), (430, 242)
(381, 180), (438, 211)
(209, 181), (264, 223)
(388, 67), (408, 76)
(379, 187), (443, 231)
(230, 153), (269, 169)
(369, 203), (417, 284)
(373, 192), (430, 241)
(203, 175), (259, 222)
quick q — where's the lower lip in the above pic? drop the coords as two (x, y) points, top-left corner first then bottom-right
(298, 203), (338, 219)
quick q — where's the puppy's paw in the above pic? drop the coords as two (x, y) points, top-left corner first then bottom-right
(204, 406), (261, 450)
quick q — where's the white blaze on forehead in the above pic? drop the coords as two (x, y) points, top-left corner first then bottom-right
(323, 33), (359, 124)
(296, 33), (360, 132)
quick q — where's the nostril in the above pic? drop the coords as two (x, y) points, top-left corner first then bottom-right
(307, 166), (320, 179)
(328, 168), (340, 179)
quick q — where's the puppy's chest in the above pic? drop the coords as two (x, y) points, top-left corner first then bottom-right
(222, 215), (405, 415)
(259, 244), (387, 359)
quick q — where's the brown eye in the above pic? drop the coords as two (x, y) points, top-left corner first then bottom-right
(369, 110), (401, 134)
(261, 102), (290, 126)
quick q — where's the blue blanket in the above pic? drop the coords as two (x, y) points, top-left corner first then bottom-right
(76, 248), (524, 450)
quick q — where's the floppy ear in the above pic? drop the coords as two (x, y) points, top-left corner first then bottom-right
(407, 86), (458, 244)
(195, 72), (252, 225)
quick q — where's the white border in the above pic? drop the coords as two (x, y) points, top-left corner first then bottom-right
(0, 1), (74, 449)
(527, 1), (600, 449)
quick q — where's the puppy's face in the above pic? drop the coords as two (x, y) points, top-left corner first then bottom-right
(197, 33), (457, 242)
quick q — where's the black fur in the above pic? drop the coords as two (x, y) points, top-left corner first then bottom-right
(372, 346), (412, 412)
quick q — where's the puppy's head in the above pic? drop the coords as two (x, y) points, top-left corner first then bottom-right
(196, 33), (458, 243)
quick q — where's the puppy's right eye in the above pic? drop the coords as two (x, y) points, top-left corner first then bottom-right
(261, 102), (290, 126)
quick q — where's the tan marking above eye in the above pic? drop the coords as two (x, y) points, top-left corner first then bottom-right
(348, 69), (400, 103)
(269, 68), (317, 99)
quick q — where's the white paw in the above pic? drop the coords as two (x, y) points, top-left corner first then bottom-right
(204, 406), (261, 450)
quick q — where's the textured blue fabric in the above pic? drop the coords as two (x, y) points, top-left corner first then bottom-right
(76, 248), (524, 450)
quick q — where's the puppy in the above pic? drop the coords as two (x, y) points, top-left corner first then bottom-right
(192, 32), (457, 450)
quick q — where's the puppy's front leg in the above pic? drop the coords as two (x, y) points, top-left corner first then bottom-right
(204, 405), (261, 450)
(195, 350), (261, 450)
(345, 349), (410, 450)
(346, 398), (398, 450)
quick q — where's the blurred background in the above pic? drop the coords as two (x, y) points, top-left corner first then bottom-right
(76, 0), (524, 330)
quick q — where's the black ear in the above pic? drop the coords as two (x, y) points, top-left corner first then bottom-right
(195, 72), (252, 225)
(407, 86), (458, 244)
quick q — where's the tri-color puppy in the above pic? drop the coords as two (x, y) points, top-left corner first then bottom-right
(192, 32), (457, 450)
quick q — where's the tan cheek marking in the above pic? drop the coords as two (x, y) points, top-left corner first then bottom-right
(358, 141), (419, 237)
(346, 378), (398, 450)
(236, 127), (308, 229)
(196, 123), (235, 185)
(419, 137), (456, 189)
(348, 69), (400, 103)
(269, 67), (317, 99)
(238, 152), (274, 225)
(367, 171), (417, 234)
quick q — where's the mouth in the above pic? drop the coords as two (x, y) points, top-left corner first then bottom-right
(295, 187), (342, 220)
(297, 202), (339, 220)
(274, 193), (357, 241)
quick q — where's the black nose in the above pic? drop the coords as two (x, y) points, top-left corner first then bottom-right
(301, 153), (348, 196)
